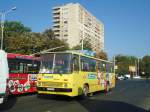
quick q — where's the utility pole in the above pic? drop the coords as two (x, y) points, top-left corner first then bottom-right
(0, 7), (16, 50)
(138, 57), (140, 76)
(114, 56), (116, 74)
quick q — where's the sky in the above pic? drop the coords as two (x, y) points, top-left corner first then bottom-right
(0, 0), (150, 58)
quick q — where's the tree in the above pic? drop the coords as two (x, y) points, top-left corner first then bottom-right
(72, 45), (81, 50)
(43, 28), (54, 40)
(83, 39), (92, 51)
(41, 28), (69, 52)
(115, 55), (137, 76)
(2, 21), (69, 54)
(3, 21), (31, 35)
(72, 39), (92, 51)
(96, 51), (108, 60)
(2, 21), (31, 51)
(141, 56), (150, 78)
(5, 32), (69, 54)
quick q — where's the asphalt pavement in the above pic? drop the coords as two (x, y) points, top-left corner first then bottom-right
(0, 79), (150, 112)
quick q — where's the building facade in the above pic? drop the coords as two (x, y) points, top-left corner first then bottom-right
(52, 3), (104, 52)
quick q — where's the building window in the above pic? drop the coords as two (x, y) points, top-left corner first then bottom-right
(64, 21), (68, 24)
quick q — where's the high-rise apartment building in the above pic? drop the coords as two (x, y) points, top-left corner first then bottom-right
(52, 3), (104, 52)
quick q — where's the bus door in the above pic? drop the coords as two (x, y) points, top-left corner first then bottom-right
(0, 50), (8, 104)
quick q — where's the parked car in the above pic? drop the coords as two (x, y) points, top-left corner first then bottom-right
(117, 75), (124, 80)
(124, 74), (131, 79)
(133, 75), (141, 79)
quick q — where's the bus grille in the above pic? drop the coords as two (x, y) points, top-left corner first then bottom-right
(41, 82), (63, 87)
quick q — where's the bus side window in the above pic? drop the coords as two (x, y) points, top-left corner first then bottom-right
(107, 63), (113, 73)
(97, 62), (100, 71)
(106, 63), (110, 73)
(72, 55), (79, 71)
(24, 63), (28, 73)
(81, 57), (89, 72)
(89, 58), (96, 72)
(99, 61), (106, 72)
(19, 63), (24, 73)
(8, 59), (19, 73)
(27, 63), (33, 73)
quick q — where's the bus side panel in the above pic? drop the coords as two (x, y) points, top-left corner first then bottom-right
(72, 71), (85, 96)
(104, 72), (116, 89)
(72, 71), (100, 96)
(85, 72), (100, 93)
(8, 73), (37, 94)
(75, 71), (116, 94)
(72, 70), (115, 96)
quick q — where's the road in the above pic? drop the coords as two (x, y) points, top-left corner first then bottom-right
(0, 80), (150, 112)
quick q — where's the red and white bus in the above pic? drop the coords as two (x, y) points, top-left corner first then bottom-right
(7, 53), (40, 95)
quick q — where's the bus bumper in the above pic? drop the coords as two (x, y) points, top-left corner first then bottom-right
(37, 87), (75, 97)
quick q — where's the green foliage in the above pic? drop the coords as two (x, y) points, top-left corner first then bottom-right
(115, 55), (137, 76)
(4, 21), (31, 34)
(114, 55), (150, 78)
(141, 56), (150, 77)
(42, 28), (54, 40)
(72, 45), (81, 50)
(2, 21), (31, 51)
(83, 39), (92, 51)
(96, 51), (108, 60)
(2, 21), (69, 54)
(72, 39), (92, 51)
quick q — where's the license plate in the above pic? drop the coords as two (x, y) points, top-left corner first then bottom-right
(47, 88), (54, 91)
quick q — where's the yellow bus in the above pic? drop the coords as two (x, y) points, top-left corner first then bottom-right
(37, 51), (115, 97)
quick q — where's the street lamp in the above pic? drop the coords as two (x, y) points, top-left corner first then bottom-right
(0, 6), (16, 50)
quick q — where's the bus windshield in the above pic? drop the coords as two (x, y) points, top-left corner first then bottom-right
(39, 53), (71, 74)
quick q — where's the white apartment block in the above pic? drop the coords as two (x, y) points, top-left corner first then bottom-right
(52, 3), (104, 52)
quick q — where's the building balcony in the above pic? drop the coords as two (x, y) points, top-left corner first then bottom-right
(53, 10), (60, 14)
(52, 6), (60, 10)
(53, 19), (60, 23)
(53, 27), (60, 31)
(53, 31), (60, 36)
(53, 23), (60, 27)
(53, 15), (60, 19)
(54, 33), (60, 36)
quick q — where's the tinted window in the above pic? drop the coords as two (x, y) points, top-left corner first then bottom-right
(40, 53), (71, 74)
(8, 59), (40, 74)
(98, 61), (106, 72)
(81, 56), (96, 72)
(71, 54), (79, 71)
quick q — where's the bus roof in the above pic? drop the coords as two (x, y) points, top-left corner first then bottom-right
(7, 53), (39, 60)
(40, 51), (113, 63)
